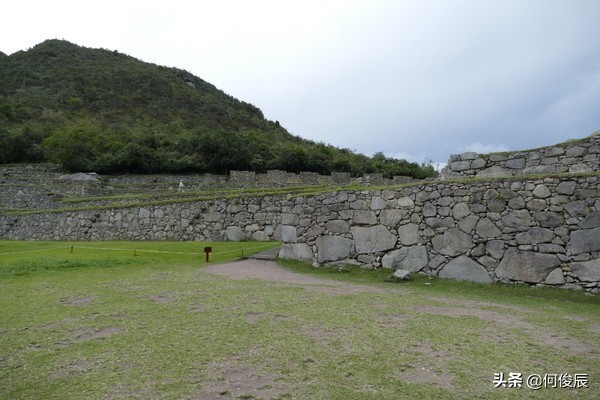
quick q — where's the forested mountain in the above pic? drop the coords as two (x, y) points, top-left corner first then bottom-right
(0, 39), (436, 178)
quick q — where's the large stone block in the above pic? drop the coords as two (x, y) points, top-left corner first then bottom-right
(534, 211), (564, 228)
(379, 209), (408, 228)
(431, 228), (473, 256)
(570, 259), (600, 282)
(281, 225), (298, 243)
(475, 218), (501, 238)
(515, 227), (554, 245)
(278, 243), (313, 261)
(351, 225), (397, 254)
(579, 212), (600, 229)
(353, 210), (377, 225)
(381, 246), (428, 271)
(569, 227), (600, 255)
(495, 248), (560, 283)
(315, 235), (352, 262)
(325, 219), (350, 234)
(439, 256), (492, 283)
(226, 226), (246, 241)
(502, 210), (531, 229)
(397, 223), (421, 245)
(475, 165), (512, 178)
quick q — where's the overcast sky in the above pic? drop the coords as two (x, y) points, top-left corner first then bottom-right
(3, 0), (600, 167)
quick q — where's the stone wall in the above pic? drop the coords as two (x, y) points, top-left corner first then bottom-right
(0, 164), (414, 211)
(2, 174), (599, 292)
(440, 131), (600, 179)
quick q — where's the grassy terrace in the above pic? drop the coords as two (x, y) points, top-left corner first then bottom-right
(2, 171), (600, 217)
(0, 241), (598, 399)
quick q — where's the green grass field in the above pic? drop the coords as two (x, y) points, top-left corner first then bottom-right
(0, 241), (598, 399)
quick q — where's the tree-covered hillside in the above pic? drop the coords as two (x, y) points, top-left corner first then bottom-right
(0, 40), (436, 178)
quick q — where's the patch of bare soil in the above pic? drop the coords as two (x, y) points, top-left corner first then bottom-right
(61, 295), (97, 306)
(245, 311), (266, 325)
(146, 292), (172, 304)
(70, 326), (124, 343)
(49, 358), (96, 380)
(202, 260), (391, 295)
(417, 305), (600, 357)
(400, 364), (456, 390)
(374, 313), (412, 328)
(299, 324), (352, 345)
(190, 354), (291, 400)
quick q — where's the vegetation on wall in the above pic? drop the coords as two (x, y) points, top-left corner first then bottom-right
(0, 40), (437, 178)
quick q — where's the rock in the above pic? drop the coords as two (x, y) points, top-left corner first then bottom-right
(351, 225), (397, 254)
(515, 227), (554, 245)
(569, 163), (591, 173)
(439, 256), (492, 283)
(460, 151), (479, 160)
(564, 201), (590, 217)
(502, 210), (531, 229)
(452, 202), (470, 220)
(450, 160), (471, 171)
(569, 228), (600, 255)
(138, 208), (151, 219)
(391, 269), (412, 281)
(570, 259), (600, 282)
(281, 225), (297, 243)
(281, 213), (299, 225)
(505, 158), (526, 169)
(353, 210), (377, 225)
(379, 209), (407, 228)
(486, 240), (505, 260)
(532, 184), (551, 199)
(422, 202), (437, 217)
(381, 246), (428, 271)
(370, 196), (387, 210)
(315, 235), (352, 262)
(325, 219), (350, 234)
(495, 248), (560, 283)
(458, 215), (479, 234)
(397, 197), (414, 207)
(397, 223), (421, 245)
(534, 211), (564, 228)
(556, 181), (577, 195)
(475, 218), (501, 238)
(579, 212), (600, 229)
(225, 226), (246, 241)
(278, 243), (313, 261)
(544, 268), (566, 285)
(475, 166), (512, 178)
(431, 228), (473, 256)
(251, 231), (269, 241)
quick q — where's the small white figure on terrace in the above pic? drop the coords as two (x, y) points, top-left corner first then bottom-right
(178, 180), (184, 193)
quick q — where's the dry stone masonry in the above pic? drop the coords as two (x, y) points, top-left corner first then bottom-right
(1, 175), (599, 292)
(441, 130), (600, 179)
(2, 133), (600, 292)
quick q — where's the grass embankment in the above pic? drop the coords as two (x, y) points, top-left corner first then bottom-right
(0, 241), (598, 399)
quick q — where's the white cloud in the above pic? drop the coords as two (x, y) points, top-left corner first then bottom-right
(463, 142), (510, 154)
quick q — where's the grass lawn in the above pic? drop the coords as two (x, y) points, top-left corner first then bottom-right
(0, 241), (598, 399)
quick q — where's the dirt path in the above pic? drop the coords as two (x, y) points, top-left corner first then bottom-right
(202, 259), (390, 294)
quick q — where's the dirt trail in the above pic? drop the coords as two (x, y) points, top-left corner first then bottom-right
(202, 259), (390, 294)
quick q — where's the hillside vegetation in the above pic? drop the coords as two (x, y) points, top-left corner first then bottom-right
(0, 40), (436, 178)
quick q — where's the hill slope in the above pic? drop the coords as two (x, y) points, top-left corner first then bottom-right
(0, 40), (435, 178)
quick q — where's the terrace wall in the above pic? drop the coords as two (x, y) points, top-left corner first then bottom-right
(440, 131), (600, 180)
(1, 174), (599, 292)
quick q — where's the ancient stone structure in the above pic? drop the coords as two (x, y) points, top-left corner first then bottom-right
(2, 133), (600, 291)
(1, 174), (599, 292)
(440, 131), (600, 180)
